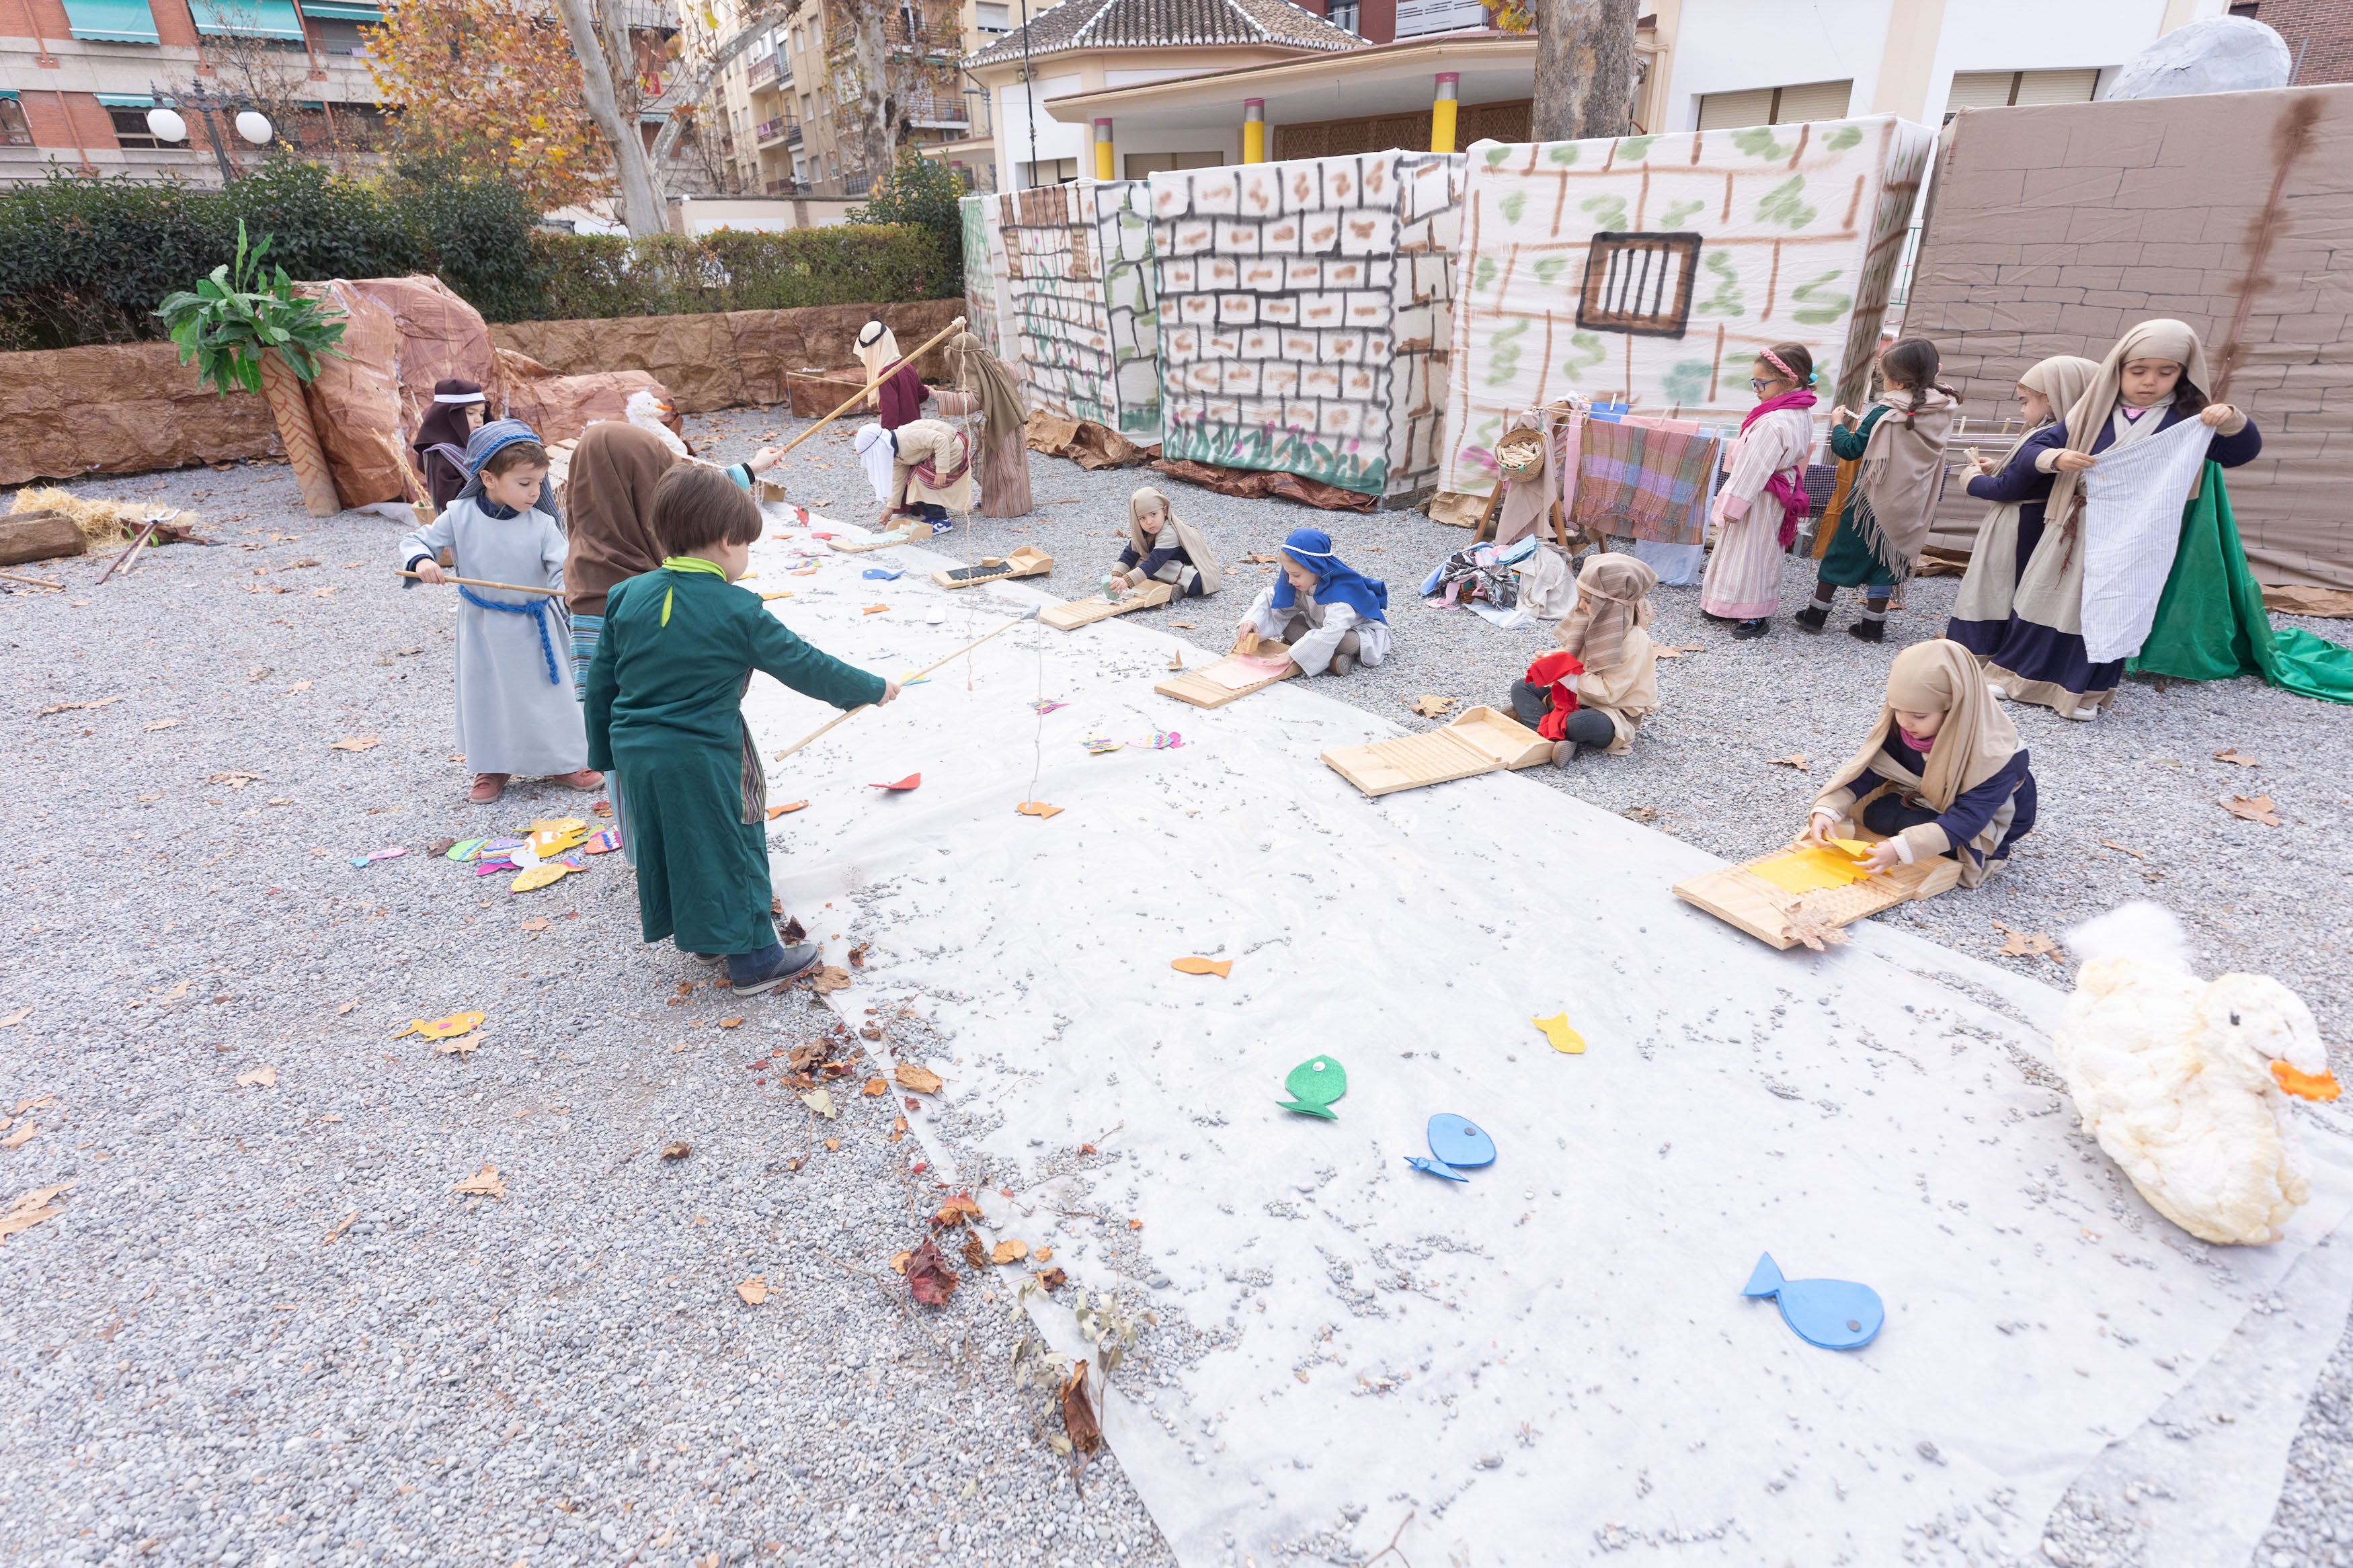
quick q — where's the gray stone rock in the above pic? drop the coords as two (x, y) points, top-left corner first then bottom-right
(2108, 15), (2292, 99)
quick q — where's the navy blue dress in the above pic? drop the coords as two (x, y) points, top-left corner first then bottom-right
(1945, 436), (2055, 656)
(1982, 405), (2261, 706)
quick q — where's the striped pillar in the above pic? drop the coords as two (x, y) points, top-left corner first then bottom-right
(1093, 118), (1113, 181)
(1431, 72), (1459, 154)
(1242, 97), (1265, 164)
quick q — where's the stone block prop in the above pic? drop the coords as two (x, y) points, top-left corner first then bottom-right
(1438, 116), (1933, 498)
(0, 341), (280, 486)
(1150, 152), (1464, 503)
(992, 181), (1162, 441)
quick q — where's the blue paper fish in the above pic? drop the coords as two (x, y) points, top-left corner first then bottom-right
(862, 567), (904, 580)
(1743, 1253), (1884, 1350)
(1405, 1112), (1498, 1182)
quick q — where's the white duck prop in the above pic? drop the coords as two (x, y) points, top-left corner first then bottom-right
(2053, 902), (2340, 1245)
(625, 388), (690, 458)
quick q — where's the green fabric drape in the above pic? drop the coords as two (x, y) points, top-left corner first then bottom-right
(2128, 463), (2353, 704)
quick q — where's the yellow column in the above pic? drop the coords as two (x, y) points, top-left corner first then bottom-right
(1431, 72), (1459, 154)
(1093, 118), (1114, 181)
(1242, 97), (1265, 164)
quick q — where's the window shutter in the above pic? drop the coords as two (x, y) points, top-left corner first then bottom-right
(1696, 88), (1775, 131)
(2012, 68), (2100, 105)
(1772, 79), (1853, 123)
(1946, 71), (2020, 111)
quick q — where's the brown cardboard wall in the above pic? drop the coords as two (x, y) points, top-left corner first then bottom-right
(1905, 85), (2353, 589)
(0, 342), (280, 486)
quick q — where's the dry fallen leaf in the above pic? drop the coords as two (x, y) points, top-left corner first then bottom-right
(432, 1034), (481, 1057)
(661, 1141), (692, 1161)
(906, 1238), (959, 1305)
(142, 718), (182, 732)
(810, 966), (853, 995)
(1166, 651), (1185, 671)
(35, 696), (120, 717)
(718, 1016), (744, 1029)
(848, 941), (871, 968)
(889, 1249), (913, 1274)
(736, 1276), (769, 1306)
(329, 735), (381, 753)
(990, 1239), (1029, 1265)
(1782, 903), (1851, 953)
(0, 1005), (30, 1028)
(961, 1230), (990, 1270)
(2099, 839), (2145, 860)
(2214, 749), (2261, 768)
(520, 917), (551, 934)
(862, 1077), (888, 1097)
(800, 1089), (838, 1120)
(451, 1164), (506, 1199)
(11, 1095), (54, 1115)
(0, 1181), (73, 1243)
(1652, 643), (1706, 659)
(1406, 694), (1453, 718)
(1993, 921), (2063, 962)
(936, 1193), (983, 1225)
(1060, 1360), (1103, 1454)
(894, 1064), (943, 1095)
(321, 1208), (358, 1246)
(1036, 1266), (1068, 1292)
(2223, 794), (2283, 827)
(235, 1065), (278, 1088)
(1, 1122), (38, 1151)
(1767, 753), (1810, 772)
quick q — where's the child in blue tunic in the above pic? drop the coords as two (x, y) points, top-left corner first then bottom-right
(1234, 528), (1392, 676)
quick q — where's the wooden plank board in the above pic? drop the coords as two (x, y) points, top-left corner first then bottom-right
(1440, 706), (1552, 770)
(933, 547), (1053, 590)
(825, 529), (924, 554)
(1037, 581), (1173, 630)
(1154, 642), (1293, 709)
(1673, 849), (1964, 950)
(1322, 728), (1501, 798)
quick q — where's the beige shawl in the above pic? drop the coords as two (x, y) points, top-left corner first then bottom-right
(889, 419), (974, 511)
(1814, 638), (2025, 885)
(947, 330), (1025, 442)
(1853, 386), (1958, 579)
(1951, 355), (2100, 630)
(1124, 487), (1223, 595)
(854, 319), (903, 384)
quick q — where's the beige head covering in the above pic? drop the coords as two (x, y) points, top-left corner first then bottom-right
(1817, 639), (2022, 815)
(2017, 355), (2100, 430)
(855, 319), (903, 383)
(2046, 319), (2213, 526)
(947, 330), (1025, 440)
(1555, 552), (1656, 673)
(1127, 487), (1175, 555)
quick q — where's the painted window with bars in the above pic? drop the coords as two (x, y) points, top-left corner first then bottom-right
(1577, 231), (1702, 339)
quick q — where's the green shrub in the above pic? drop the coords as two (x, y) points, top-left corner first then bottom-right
(846, 147), (967, 297)
(524, 224), (955, 321)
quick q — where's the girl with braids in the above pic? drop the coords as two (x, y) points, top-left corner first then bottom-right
(1796, 336), (1961, 642)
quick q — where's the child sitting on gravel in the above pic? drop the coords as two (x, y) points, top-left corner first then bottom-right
(1234, 527), (1390, 677)
(397, 420), (600, 805)
(1105, 487), (1220, 602)
(583, 464), (900, 996)
(1802, 638), (2037, 889)
(1507, 554), (1661, 766)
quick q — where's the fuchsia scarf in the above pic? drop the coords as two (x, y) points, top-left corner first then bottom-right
(1739, 388), (1819, 547)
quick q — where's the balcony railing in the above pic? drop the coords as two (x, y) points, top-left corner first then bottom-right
(754, 114), (795, 147)
(904, 92), (969, 129)
(748, 52), (780, 87)
(765, 177), (807, 196)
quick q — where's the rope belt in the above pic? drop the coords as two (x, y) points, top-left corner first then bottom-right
(458, 585), (563, 686)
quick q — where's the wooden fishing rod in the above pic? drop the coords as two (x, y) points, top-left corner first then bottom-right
(397, 569), (563, 597)
(771, 605), (1035, 764)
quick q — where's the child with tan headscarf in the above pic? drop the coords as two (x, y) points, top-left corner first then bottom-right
(1509, 553), (1661, 765)
(1107, 487), (1221, 602)
(1804, 639), (2039, 889)
(1945, 354), (2101, 657)
(1796, 336), (1960, 642)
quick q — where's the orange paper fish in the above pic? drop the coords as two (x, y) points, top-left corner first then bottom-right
(1171, 956), (1232, 979)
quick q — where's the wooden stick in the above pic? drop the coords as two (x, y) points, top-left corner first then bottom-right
(771, 607), (1034, 764)
(97, 515), (165, 586)
(772, 315), (967, 463)
(397, 569), (563, 597)
(0, 567), (66, 590)
(376, 431), (440, 528)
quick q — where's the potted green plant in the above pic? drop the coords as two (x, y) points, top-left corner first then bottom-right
(157, 221), (349, 518)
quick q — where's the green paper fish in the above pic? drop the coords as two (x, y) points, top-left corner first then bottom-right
(1277, 1055), (1347, 1120)
(446, 837), (487, 862)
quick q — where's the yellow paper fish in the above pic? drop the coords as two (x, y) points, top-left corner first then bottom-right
(528, 826), (587, 858)
(393, 1010), (485, 1041)
(510, 862), (576, 893)
(530, 818), (587, 834)
(1531, 1012), (1586, 1054)
(1831, 838), (1878, 859)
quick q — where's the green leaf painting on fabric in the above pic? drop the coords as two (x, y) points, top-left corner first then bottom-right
(1562, 331), (1607, 380)
(1691, 251), (1745, 317)
(1484, 145), (1513, 167)
(1500, 191), (1528, 224)
(1473, 255), (1499, 292)
(1616, 135), (1659, 162)
(1664, 361), (1712, 405)
(1579, 195), (1629, 233)
(1824, 125), (1863, 151)
(1757, 176), (1817, 230)
(1731, 126), (1790, 161)
(1532, 256), (1570, 285)
(1470, 414), (1502, 456)
(1546, 144), (1580, 166)
(1658, 198), (1705, 229)
(1790, 270), (1851, 325)
(1484, 319), (1529, 386)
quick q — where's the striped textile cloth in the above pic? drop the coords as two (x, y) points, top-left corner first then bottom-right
(1571, 417), (1720, 547)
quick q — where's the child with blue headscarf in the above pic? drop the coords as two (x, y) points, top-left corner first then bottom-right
(1234, 527), (1391, 676)
(397, 419), (599, 805)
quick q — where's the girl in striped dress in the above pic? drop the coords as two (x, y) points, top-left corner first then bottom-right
(1700, 343), (1818, 641)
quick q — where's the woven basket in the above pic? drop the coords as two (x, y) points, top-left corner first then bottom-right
(1494, 427), (1546, 481)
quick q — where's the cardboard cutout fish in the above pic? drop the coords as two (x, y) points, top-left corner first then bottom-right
(1277, 1055), (1347, 1120)
(445, 837), (487, 862)
(394, 1011), (484, 1041)
(1405, 1112), (1499, 1181)
(1743, 1253), (1884, 1350)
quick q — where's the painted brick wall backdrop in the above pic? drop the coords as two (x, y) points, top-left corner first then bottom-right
(1148, 152), (1464, 503)
(958, 193), (1021, 372)
(992, 180), (1162, 439)
(1905, 85), (2353, 589)
(1438, 116), (1933, 497)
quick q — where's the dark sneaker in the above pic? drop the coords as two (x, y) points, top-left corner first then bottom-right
(1792, 604), (1828, 633)
(1848, 618), (1886, 643)
(728, 942), (822, 996)
(1731, 618), (1771, 641)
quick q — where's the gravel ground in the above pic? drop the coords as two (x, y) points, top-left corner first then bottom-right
(5, 412), (2348, 1567)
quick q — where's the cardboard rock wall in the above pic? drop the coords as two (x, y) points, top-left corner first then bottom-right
(1439, 115), (1933, 496)
(1905, 85), (2353, 589)
(1149, 152), (1464, 501)
(992, 180), (1162, 439)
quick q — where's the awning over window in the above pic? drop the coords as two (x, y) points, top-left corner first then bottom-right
(96, 93), (158, 108)
(64, 0), (163, 44)
(0, 90), (19, 102)
(191, 0), (307, 41)
(298, 2), (384, 19)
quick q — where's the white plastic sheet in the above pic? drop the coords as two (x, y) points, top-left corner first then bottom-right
(736, 510), (2353, 1566)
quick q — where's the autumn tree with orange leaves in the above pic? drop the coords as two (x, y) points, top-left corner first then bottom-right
(366, 0), (612, 214)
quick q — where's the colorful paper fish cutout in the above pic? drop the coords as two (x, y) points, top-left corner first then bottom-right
(1743, 1253), (1884, 1350)
(1406, 1113), (1497, 1180)
(862, 567), (904, 580)
(1016, 801), (1063, 819)
(528, 826), (586, 858)
(473, 859), (516, 876)
(393, 1010), (484, 1041)
(582, 828), (621, 854)
(1531, 1012), (1586, 1054)
(348, 844), (406, 867)
(1170, 956), (1231, 978)
(766, 801), (808, 819)
(445, 837), (487, 862)
(530, 819), (586, 834)
(869, 775), (921, 792)
(510, 860), (577, 894)
(1142, 729), (1185, 751)
(479, 837), (523, 855)
(1277, 1055), (1347, 1120)
(1085, 737), (1124, 755)
(862, 604), (890, 615)
(1031, 700), (1067, 716)
(761, 591), (795, 602)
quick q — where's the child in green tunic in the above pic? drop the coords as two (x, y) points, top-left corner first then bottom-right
(584, 465), (900, 995)
(1796, 337), (1960, 643)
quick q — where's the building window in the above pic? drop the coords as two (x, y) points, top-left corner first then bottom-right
(1123, 151), (1225, 178)
(1393, 0), (1484, 39)
(1577, 231), (1702, 339)
(976, 1), (1009, 32)
(1023, 157), (1079, 186)
(2230, 1), (2260, 14)
(1943, 69), (2100, 119)
(108, 108), (171, 149)
(0, 97), (31, 147)
(1327, 0), (1360, 32)
(1696, 79), (1853, 130)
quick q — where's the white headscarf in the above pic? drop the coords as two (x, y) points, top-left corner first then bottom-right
(854, 423), (896, 501)
(855, 320), (902, 384)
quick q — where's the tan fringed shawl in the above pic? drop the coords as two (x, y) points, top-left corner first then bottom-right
(1853, 386), (1959, 579)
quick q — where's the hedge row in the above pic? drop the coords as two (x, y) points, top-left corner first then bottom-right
(0, 159), (957, 353)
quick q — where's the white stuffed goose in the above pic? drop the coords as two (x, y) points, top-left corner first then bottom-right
(625, 388), (690, 458)
(2053, 903), (2340, 1245)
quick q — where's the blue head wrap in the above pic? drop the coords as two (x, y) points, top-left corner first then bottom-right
(439, 419), (557, 516)
(1271, 527), (1388, 624)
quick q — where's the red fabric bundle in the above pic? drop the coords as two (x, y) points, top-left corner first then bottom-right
(1524, 651), (1584, 741)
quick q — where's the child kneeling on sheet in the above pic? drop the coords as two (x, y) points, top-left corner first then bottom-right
(398, 419), (602, 805)
(1105, 486), (1220, 600)
(584, 465), (900, 996)
(1234, 527), (1390, 676)
(1507, 554), (1661, 766)
(1802, 638), (2037, 888)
